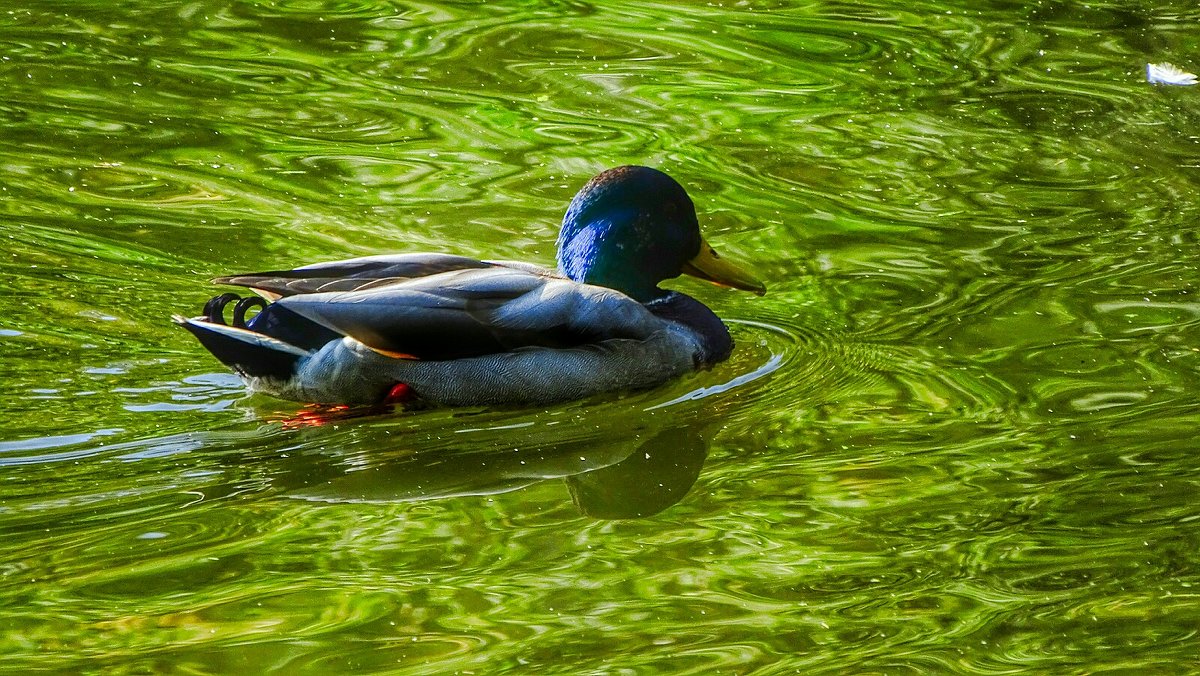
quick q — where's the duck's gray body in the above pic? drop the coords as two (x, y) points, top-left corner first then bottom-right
(245, 320), (701, 407)
(175, 255), (725, 407)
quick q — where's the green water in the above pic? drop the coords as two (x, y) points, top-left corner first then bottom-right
(3, 0), (1200, 672)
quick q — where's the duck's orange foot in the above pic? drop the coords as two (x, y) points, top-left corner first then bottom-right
(278, 403), (386, 428)
(383, 382), (413, 405)
(272, 384), (415, 428)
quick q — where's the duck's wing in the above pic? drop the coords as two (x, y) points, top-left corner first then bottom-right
(214, 253), (502, 297)
(274, 266), (665, 361)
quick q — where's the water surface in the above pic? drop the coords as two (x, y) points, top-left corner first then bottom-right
(2, 0), (1200, 672)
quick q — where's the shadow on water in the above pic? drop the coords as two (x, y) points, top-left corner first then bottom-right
(278, 417), (709, 520)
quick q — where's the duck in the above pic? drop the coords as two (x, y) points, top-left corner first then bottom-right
(174, 165), (766, 407)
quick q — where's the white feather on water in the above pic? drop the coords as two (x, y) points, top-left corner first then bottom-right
(1147, 62), (1197, 85)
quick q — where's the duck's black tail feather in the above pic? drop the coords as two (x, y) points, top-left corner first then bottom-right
(173, 316), (309, 379)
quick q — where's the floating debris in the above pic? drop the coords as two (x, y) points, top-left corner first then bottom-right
(1147, 62), (1197, 85)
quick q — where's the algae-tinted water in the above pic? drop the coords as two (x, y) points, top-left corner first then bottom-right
(2, 1), (1199, 672)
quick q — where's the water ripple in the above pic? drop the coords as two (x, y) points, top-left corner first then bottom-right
(3, 0), (1200, 672)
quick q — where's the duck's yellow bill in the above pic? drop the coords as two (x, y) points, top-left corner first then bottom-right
(681, 237), (766, 296)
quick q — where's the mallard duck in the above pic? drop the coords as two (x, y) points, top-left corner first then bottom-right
(175, 165), (765, 407)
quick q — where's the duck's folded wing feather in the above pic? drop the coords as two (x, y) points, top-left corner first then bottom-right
(214, 253), (497, 297)
(275, 267), (665, 360)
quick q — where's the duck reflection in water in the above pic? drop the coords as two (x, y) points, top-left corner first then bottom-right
(278, 421), (707, 520)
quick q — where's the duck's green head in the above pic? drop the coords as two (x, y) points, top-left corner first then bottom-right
(556, 166), (766, 302)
